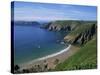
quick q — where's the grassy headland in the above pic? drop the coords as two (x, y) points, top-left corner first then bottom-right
(14, 20), (97, 73)
(55, 37), (97, 70)
(43, 20), (97, 70)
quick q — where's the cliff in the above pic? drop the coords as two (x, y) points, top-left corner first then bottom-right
(64, 23), (97, 45)
(54, 20), (97, 70)
(43, 20), (81, 31)
(55, 36), (97, 70)
(43, 20), (97, 45)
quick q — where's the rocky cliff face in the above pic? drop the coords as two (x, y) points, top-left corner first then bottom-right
(48, 24), (72, 31)
(65, 24), (97, 45)
(42, 20), (97, 45)
(43, 20), (82, 31)
(43, 20), (96, 31)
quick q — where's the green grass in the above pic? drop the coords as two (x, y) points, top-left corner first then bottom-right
(52, 20), (81, 27)
(55, 37), (97, 70)
(53, 20), (96, 37)
(69, 24), (92, 36)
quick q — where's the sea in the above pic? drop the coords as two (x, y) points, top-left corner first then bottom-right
(14, 22), (68, 64)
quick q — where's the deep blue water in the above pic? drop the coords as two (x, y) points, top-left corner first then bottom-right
(14, 24), (67, 64)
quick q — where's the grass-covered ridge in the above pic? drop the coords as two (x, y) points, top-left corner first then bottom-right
(14, 20), (97, 73)
(55, 36), (97, 70)
(43, 20), (97, 71)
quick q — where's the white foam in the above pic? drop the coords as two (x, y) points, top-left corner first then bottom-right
(33, 44), (71, 62)
(20, 45), (71, 68)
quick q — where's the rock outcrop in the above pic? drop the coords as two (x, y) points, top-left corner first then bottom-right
(65, 24), (97, 45)
(42, 20), (81, 31)
(43, 20), (96, 31)
(42, 20), (97, 45)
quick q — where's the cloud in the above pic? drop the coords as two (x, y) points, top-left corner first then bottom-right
(14, 2), (97, 21)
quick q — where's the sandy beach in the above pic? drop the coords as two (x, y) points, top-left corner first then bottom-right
(19, 45), (80, 70)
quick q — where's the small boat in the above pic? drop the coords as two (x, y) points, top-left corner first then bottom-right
(38, 45), (40, 48)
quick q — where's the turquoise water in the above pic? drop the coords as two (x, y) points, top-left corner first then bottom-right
(14, 23), (67, 64)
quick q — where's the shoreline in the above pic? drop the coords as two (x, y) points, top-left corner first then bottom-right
(19, 44), (79, 70)
(29, 45), (71, 62)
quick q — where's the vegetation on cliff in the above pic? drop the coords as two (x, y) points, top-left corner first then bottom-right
(55, 36), (97, 70)
(51, 20), (97, 70)
(43, 20), (97, 70)
(14, 20), (97, 73)
(42, 20), (96, 32)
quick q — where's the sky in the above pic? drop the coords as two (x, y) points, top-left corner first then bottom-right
(12, 1), (97, 21)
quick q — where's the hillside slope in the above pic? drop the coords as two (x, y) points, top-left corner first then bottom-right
(44, 20), (97, 70)
(55, 36), (97, 70)
(42, 20), (96, 32)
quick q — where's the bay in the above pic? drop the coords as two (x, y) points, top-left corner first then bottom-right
(14, 23), (67, 64)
